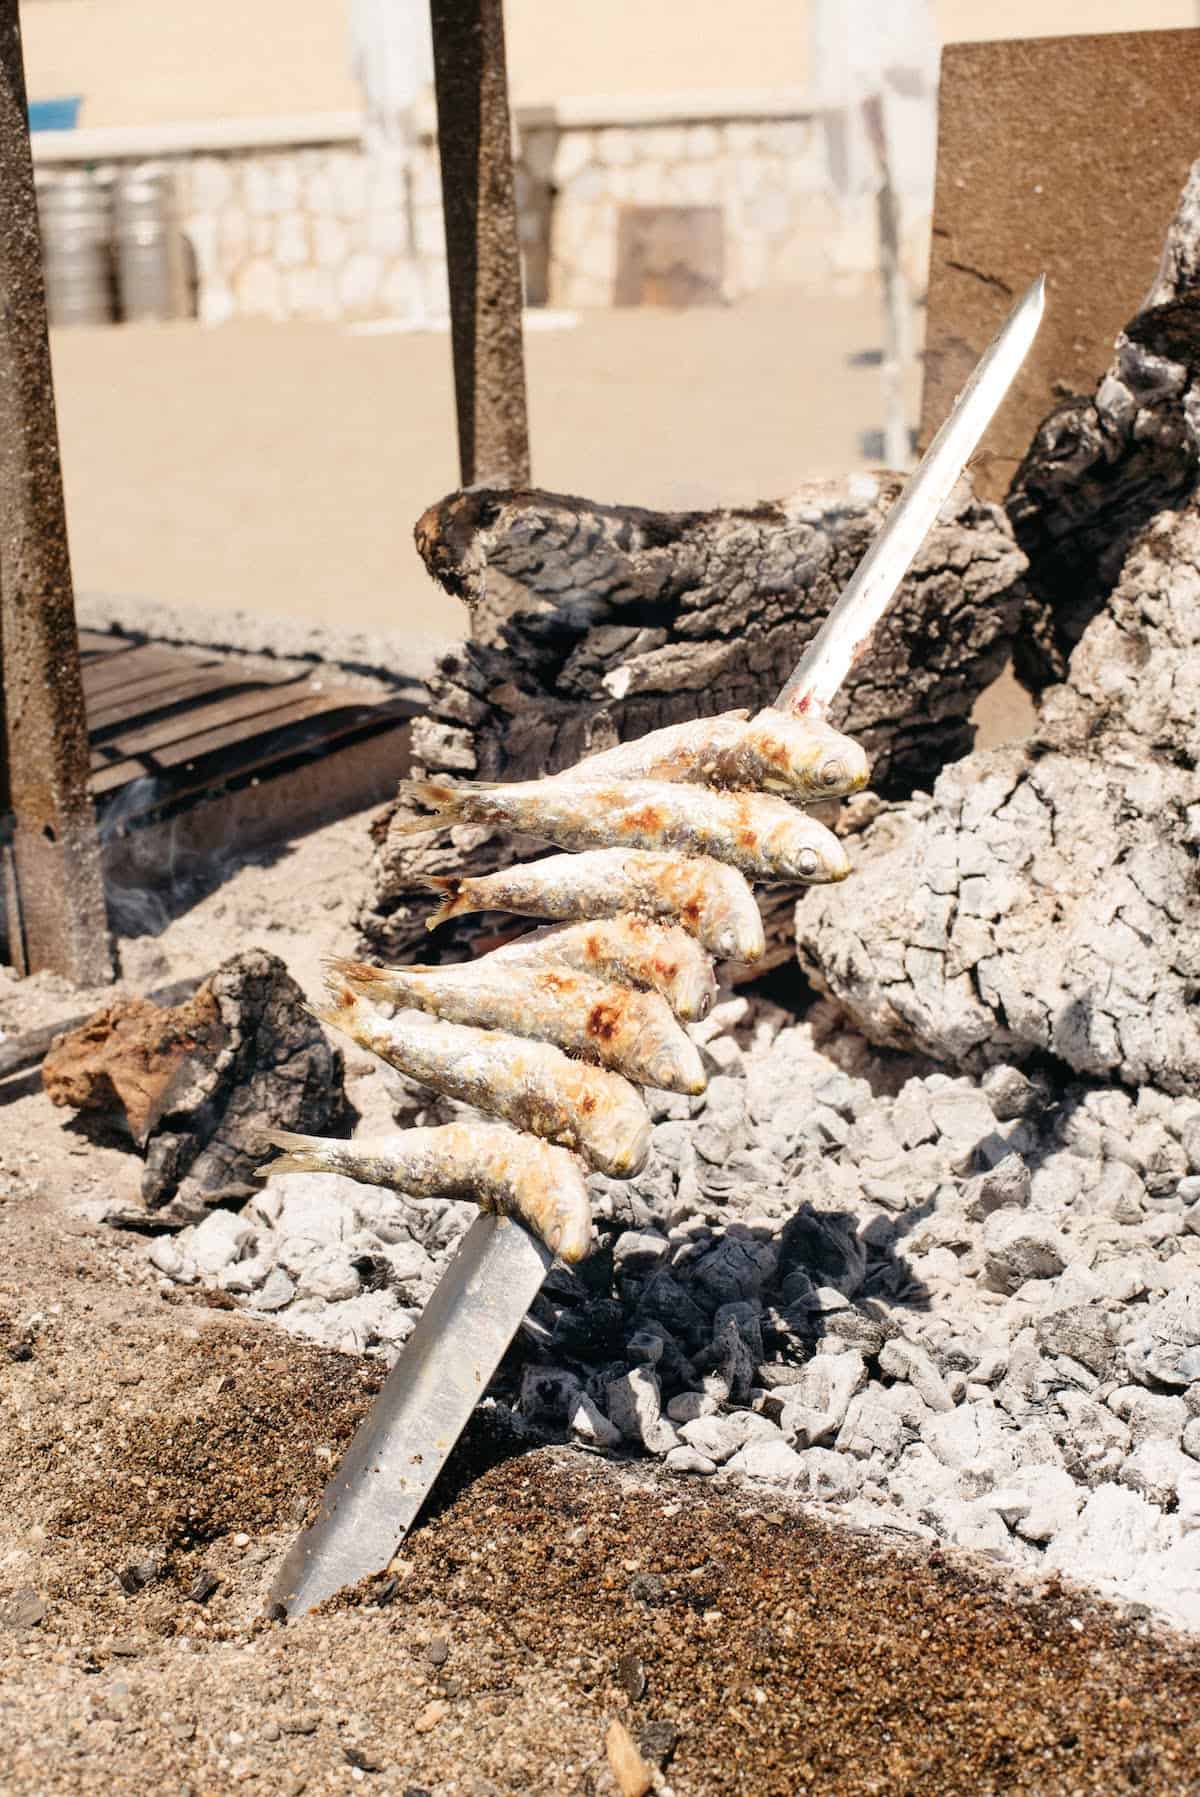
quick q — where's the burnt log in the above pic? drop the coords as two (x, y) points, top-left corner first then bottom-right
(1037, 497), (1200, 771)
(44, 948), (348, 1223)
(359, 474), (1024, 962)
(1008, 159), (1200, 689)
(794, 494), (1200, 1095)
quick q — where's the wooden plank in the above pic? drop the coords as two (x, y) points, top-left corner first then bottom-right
(99, 721), (413, 886)
(86, 657), (231, 708)
(87, 669), (303, 736)
(81, 642), (208, 699)
(91, 694), (414, 815)
(77, 628), (136, 659)
(89, 680), (323, 769)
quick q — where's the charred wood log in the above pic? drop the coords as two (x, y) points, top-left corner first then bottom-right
(358, 475), (1024, 963)
(794, 743), (1200, 1097)
(795, 493), (1200, 1095)
(1008, 159), (1200, 689)
(43, 949), (348, 1224)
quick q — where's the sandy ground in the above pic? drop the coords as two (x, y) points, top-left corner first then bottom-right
(48, 290), (916, 679)
(2, 812), (1199, 1794)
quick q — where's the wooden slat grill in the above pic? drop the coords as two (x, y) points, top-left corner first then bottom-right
(80, 629), (420, 829)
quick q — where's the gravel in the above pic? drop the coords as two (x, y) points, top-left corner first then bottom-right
(145, 989), (1200, 1634)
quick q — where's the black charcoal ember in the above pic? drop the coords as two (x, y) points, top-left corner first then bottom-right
(551, 1298), (627, 1361)
(636, 1273), (710, 1351)
(777, 1209), (867, 1299)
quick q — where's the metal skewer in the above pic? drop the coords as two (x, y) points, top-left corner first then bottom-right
(267, 277), (1046, 1617)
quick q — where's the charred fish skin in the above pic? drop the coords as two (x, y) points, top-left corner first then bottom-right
(327, 956), (707, 1095)
(424, 848), (766, 963)
(551, 706), (869, 802)
(481, 916), (718, 1022)
(398, 777), (852, 884)
(316, 991), (651, 1179)
(259, 1123), (592, 1263)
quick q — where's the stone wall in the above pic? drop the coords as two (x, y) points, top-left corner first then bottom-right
(173, 141), (447, 326)
(525, 114), (929, 309)
(35, 101), (932, 326)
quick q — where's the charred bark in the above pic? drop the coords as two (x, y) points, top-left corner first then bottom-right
(359, 474), (1025, 962)
(1007, 159), (1200, 689)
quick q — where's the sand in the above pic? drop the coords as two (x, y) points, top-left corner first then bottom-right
(48, 289), (912, 675)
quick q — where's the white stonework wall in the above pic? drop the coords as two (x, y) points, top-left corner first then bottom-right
(34, 105), (932, 325)
(175, 140), (447, 326)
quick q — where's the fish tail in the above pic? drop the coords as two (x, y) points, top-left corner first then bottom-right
(255, 1129), (329, 1179)
(324, 954), (388, 994)
(390, 779), (471, 836)
(311, 987), (361, 1040)
(421, 873), (467, 927)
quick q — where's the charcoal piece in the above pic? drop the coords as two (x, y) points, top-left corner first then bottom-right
(46, 949), (347, 1221)
(776, 1208), (868, 1301)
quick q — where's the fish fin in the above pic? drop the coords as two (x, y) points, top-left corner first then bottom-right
(324, 954), (387, 992)
(311, 989), (359, 1037)
(256, 1128), (323, 1179)
(421, 873), (465, 927)
(389, 779), (475, 836)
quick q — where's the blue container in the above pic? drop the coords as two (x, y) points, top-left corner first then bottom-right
(29, 96), (82, 133)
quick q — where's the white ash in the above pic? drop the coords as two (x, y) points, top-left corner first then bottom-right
(146, 994), (1200, 1631)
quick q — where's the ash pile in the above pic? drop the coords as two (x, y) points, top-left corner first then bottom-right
(149, 167), (1200, 1632)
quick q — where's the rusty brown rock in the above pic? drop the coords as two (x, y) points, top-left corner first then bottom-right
(44, 949), (347, 1221)
(43, 987), (222, 1144)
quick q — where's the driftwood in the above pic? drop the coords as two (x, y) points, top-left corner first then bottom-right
(44, 949), (348, 1223)
(794, 743), (1200, 1096)
(795, 488), (1200, 1095)
(1008, 159), (1200, 689)
(359, 474), (1025, 962)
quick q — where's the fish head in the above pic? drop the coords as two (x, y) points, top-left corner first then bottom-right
(748, 709), (870, 800)
(705, 872), (767, 963)
(675, 956), (718, 1022)
(645, 1033), (708, 1096)
(787, 819), (852, 884)
(542, 1192), (592, 1264)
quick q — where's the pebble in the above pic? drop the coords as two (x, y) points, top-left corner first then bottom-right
(725, 1439), (807, 1488)
(605, 1717), (655, 1797)
(679, 1410), (780, 1464)
(664, 1445), (717, 1475)
(606, 1367), (678, 1455)
(414, 1700), (448, 1735)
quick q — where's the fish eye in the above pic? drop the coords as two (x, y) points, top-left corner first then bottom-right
(796, 847), (819, 879)
(819, 756), (847, 788)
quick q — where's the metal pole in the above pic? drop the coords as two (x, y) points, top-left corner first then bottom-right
(0, 0), (111, 983)
(428, 0), (531, 488)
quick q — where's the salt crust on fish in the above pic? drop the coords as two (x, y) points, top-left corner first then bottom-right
(259, 1121), (591, 1262)
(328, 955), (706, 1094)
(316, 991), (650, 1178)
(400, 777), (851, 883)
(423, 847), (765, 962)
(549, 706), (869, 800)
